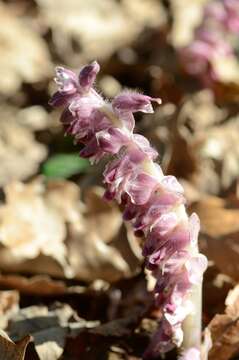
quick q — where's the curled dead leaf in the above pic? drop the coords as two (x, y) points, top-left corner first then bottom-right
(143, 91), (229, 194)
(200, 117), (239, 190)
(0, 330), (31, 360)
(68, 229), (131, 282)
(0, 180), (68, 273)
(45, 180), (85, 229)
(207, 284), (239, 360)
(7, 303), (98, 360)
(0, 275), (67, 296)
(192, 196), (239, 238)
(192, 196), (239, 280)
(67, 186), (141, 281)
(84, 186), (123, 244)
(0, 180), (139, 282)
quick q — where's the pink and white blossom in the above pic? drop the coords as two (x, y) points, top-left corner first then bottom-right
(50, 61), (207, 358)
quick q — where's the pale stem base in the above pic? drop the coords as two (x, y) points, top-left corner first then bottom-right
(181, 280), (202, 351)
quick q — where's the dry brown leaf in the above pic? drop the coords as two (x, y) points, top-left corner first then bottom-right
(192, 196), (239, 238)
(208, 284), (239, 360)
(0, 180), (139, 282)
(0, 329), (31, 360)
(7, 303), (98, 360)
(177, 91), (226, 132)
(89, 308), (144, 338)
(46, 184), (136, 281)
(61, 304), (149, 359)
(143, 91), (228, 194)
(37, 0), (165, 64)
(214, 81), (239, 102)
(68, 228), (131, 282)
(0, 180), (68, 273)
(16, 106), (49, 131)
(0, 275), (67, 296)
(84, 186), (123, 244)
(200, 117), (239, 189)
(45, 180), (85, 230)
(184, 98), (239, 192)
(152, 91), (239, 194)
(192, 196), (239, 280)
(0, 3), (51, 95)
(67, 186), (140, 282)
(0, 255), (70, 281)
(0, 108), (47, 186)
(169, 0), (209, 47)
(173, 91), (226, 194)
(8, 304), (75, 339)
(203, 265), (234, 321)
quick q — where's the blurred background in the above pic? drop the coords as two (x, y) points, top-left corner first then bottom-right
(0, 0), (239, 359)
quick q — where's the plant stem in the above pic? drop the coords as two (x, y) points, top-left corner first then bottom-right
(181, 258), (202, 352)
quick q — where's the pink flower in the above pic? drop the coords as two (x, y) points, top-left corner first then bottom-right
(49, 61), (100, 107)
(147, 225), (191, 268)
(113, 92), (161, 114)
(78, 61), (100, 91)
(51, 61), (207, 358)
(49, 67), (78, 107)
(129, 178), (184, 238)
(180, 29), (233, 83)
(103, 150), (158, 204)
(133, 134), (158, 160)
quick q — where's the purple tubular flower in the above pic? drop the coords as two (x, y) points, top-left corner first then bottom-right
(50, 61), (207, 357)
(49, 67), (78, 107)
(78, 61), (100, 91)
(113, 92), (161, 114)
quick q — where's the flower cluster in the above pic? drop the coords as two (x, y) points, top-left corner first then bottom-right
(180, 0), (239, 85)
(50, 61), (207, 357)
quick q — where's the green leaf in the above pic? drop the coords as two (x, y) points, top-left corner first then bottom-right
(42, 153), (89, 179)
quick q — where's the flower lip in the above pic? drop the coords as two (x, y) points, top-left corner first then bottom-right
(55, 66), (78, 93)
(113, 92), (162, 114)
(79, 61), (100, 92)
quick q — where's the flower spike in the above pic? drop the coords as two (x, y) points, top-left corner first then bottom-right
(50, 61), (207, 357)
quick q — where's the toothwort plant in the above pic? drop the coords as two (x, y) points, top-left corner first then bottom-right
(50, 61), (207, 359)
